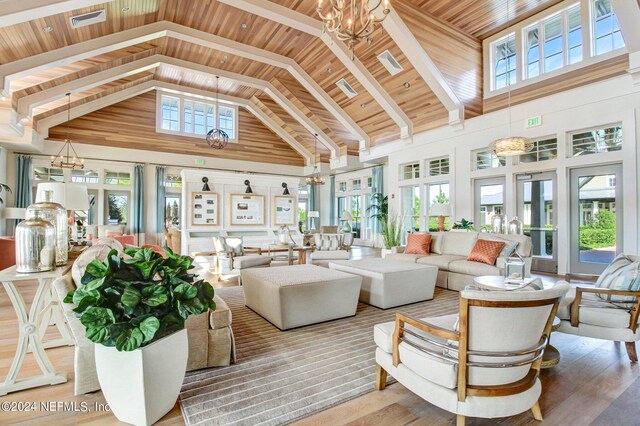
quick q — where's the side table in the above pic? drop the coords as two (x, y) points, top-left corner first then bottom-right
(0, 264), (73, 395)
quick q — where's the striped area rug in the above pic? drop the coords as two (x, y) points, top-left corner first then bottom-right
(179, 286), (459, 426)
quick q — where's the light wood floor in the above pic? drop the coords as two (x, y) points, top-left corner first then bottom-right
(1, 248), (638, 425)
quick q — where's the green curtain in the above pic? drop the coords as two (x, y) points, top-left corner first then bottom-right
(329, 176), (336, 225)
(15, 154), (32, 210)
(371, 165), (384, 233)
(155, 166), (165, 234)
(309, 184), (317, 212)
(132, 164), (145, 243)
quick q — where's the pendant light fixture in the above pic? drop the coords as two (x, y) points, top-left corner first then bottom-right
(51, 93), (84, 170)
(206, 76), (229, 149)
(317, 0), (391, 60)
(305, 134), (326, 186)
(489, 0), (532, 157)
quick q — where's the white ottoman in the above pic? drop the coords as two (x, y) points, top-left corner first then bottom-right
(329, 259), (437, 309)
(241, 264), (362, 330)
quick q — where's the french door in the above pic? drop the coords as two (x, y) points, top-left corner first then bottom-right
(516, 172), (557, 273)
(569, 164), (622, 275)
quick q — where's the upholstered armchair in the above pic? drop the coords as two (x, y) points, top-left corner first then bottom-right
(309, 233), (351, 267)
(374, 282), (570, 425)
(558, 254), (640, 362)
(162, 227), (182, 254)
(213, 236), (271, 283)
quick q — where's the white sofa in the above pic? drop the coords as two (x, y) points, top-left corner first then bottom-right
(386, 232), (532, 291)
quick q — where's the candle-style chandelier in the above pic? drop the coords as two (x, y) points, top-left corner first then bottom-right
(305, 134), (326, 186)
(206, 76), (229, 149)
(50, 93), (84, 170)
(317, 0), (391, 59)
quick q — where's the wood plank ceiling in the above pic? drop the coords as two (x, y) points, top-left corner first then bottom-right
(0, 0), (574, 165)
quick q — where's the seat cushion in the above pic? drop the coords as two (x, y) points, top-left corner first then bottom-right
(416, 254), (467, 271)
(233, 255), (271, 269)
(441, 232), (479, 257)
(594, 254), (640, 305)
(558, 286), (634, 328)
(448, 260), (502, 276)
(310, 250), (350, 260)
(479, 233), (532, 257)
(405, 233), (431, 255)
(384, 253), (426, 263)
(467, 239), (506, 265)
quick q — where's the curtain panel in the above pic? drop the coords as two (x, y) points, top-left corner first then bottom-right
(371, 165), (384, 234)
(132, 164), (145, 245)
(329, 176), (336, 225)
(155, 166), (166, 235)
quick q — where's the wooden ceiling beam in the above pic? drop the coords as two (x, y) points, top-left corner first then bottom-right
(0, 21), (368, 147)
(0, 0), (114, 29)
(217, 0), (411, 144)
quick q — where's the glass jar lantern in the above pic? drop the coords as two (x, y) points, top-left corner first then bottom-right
(277, 225), (291, 245)
(15, 211), (56, 273)
(505, 252), (526, 283)
(491, 214), (507, 234)
(508, 216), (524, 235)
(26, 190), (68, 265)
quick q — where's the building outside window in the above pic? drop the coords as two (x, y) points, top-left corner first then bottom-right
(165, 195), (180, 228)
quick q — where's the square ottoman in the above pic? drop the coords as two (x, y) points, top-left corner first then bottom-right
(329, 259), (437, 309)
(241, 264), (362, 330)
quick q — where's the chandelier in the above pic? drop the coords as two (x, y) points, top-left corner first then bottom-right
(317, 0), (391, 59)
(206, 76), (229, 149)
(489, 0), (531, 157)
(305, 134), (326, 186)
(51, 93), (84, 170)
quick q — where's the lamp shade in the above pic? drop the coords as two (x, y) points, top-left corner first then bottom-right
(340, 210), (353, 221)
(36, 182), (89, 211)
(1, 207), (26, 220)
(308, 211), (320, 218)
(430, 203), (451, 217)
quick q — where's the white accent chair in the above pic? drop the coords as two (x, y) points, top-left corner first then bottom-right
(558, 254), (640, 362)
(213, 236), (271, 283)
(309, 233), (351, 267)
(374, 281), (570, 425)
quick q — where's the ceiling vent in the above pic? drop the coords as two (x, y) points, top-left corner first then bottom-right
(377, 50), (404, 76)
(336, 78), (357, 99)
(70, 10), (106, 29)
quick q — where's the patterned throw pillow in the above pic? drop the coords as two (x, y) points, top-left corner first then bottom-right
(467, 239), (506, 265)
(405, 233), (432, 255)
(318, 234), (342, 251)
(595, 254), (640, 305)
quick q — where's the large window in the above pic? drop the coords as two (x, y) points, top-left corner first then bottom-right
(164, 195), (180, 228)
(475, 178), (505, 229)
(337, 197), (347, 226)
(106, 191), (129, 226)
(401, 186), (420, 236)
(571, 125), (622, 157)
(592, 0), (624, 55)
(492, 34), (516, 90)
(158, 93), (238, 140)
(351, 196), (362, 238)
(474, 150), (506, 170)
(427, 183), (450, 231)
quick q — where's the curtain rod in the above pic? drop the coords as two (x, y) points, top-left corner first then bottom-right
(15, 152), (306, 179)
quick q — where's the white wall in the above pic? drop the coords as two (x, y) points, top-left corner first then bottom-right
(368, 74), (639, 274)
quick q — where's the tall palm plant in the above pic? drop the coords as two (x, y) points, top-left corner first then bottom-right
(381, 215), (403, 249)
(0, 183), (11, 205)
(367, 192), (388, 225)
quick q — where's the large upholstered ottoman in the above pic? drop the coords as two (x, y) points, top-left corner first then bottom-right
(329, 259), (437, 309)
(241, 264), (362, 330)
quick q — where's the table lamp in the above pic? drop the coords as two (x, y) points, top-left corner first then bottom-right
(340, 210), (353, 233)
(429, 203), (450, 232)
(36, 183), (89, 241)
(1, 207), (26, 236)
(308, 211), (319, 230)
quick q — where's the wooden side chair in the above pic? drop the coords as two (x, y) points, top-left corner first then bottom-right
(213, 236), (270, 283)
(374, 281), (570, 425)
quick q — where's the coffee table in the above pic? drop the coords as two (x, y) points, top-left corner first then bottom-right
(472, 275), (561, 369)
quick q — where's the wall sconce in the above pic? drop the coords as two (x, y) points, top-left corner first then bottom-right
(244, 180), (253, 194)
(202, 177), (211, 191)
(282, 182), (290, 195)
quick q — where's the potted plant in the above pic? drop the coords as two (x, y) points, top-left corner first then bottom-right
(65, 247), (216, 426)
(451, 218), (476, 232)
(367, 193), (388, 249)
(0, 183), (11, 205)
(380, 215), (403, 258)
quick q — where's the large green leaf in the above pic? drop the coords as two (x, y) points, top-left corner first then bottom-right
(84, 276), (106, 291)
(141, 285), (168, 306)
(85, 259), (108, 278)
(63, 290), (75, 304)
(174, 283), (198, 300)
(86, 325), (110, 343)
(139, 316), (160, 343)
(80, 307), (115, 328)
(115, 327), (144, 351)
(121, 287), (142, 307)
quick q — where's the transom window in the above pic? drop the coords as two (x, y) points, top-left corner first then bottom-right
(34, 167), (64, 182)
(474, 150), (506, 170)
(105, 171), (131, 185)
(519, 138), (558, 163)
(71, 169), (99, 183)
(592, 0), (624, 55)
(428, 156), (450, 176)
(401, 162), (420, 180)
(571, 125), (622, 157)
(158, 93), (238, 140)
(338, 181), (347, 192)
(491, 34), (516, 90)
(352, 179), (361, 191)
(164, 174), (182, 188)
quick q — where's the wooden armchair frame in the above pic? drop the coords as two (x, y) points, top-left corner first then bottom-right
(378, 295), (562, 426)
(569, 286), (640, 362)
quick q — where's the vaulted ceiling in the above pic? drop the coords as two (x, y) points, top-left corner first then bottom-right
(0, 0), (565, 167)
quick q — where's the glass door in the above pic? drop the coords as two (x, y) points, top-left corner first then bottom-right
(474, 177), (505, 230)
(570, 164), (622, 275)
(517, 172), (557, 273)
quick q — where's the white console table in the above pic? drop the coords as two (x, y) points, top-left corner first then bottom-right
(0, 264), (73, 395)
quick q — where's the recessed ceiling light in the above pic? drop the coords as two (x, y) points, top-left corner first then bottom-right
(240, 23), (248, 29)
(42, 26), (53, 32)
(121, 6), (130, 12)
(326, 67), (332, 74)
(360, 103), (367, 109)
(403, 82), (411, 88)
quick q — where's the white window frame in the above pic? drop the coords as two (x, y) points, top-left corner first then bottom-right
(473, 149), (507, 171)
(568, 123), (623, 158)
(517, 136), (559, 164)
(490, 33), (517, 91)
(156, 91), (238, 141)
(590, 0), (625, 57)
(427, 156), (450, 177)
(400, 162), (420, 180)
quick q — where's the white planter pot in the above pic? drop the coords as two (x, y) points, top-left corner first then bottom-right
(95, 328), (188, 426)
(381, 249), (393, 258)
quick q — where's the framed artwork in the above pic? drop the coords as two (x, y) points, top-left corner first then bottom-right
(229, 194), (265, 226)
(273, 195), (296, 225)
(191, 192), (219, 226)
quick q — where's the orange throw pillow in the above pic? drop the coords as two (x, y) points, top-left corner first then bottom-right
(467, 239), (506, 265)
(405, 233), (432, 255)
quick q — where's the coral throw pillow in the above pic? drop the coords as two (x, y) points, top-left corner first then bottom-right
(467, 239), (506, 265)
(405, 233), (432, 255)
